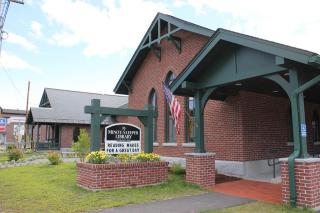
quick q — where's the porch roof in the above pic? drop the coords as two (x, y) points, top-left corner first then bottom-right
(171, 28), (320, 99)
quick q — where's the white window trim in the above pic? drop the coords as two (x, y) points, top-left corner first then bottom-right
(182, 143), (195, 148)
(162, 142), (177, 147)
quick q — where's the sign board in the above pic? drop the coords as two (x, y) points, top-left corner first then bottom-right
(301, 123), (307, 137)
(0, 118), (7, 126)
(8, 116), (25, 124)
(0, 126), (6, 133)
(105, 123), (141, 154)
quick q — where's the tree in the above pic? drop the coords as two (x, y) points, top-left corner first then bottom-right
(71, 129), (90, 162)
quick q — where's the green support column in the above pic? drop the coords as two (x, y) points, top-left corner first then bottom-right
(194, 90), (205, 153)
(89, 99), (101, 151)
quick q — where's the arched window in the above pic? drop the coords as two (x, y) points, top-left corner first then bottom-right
(165, 72), (176, 143)
(149, 89), (157, 142)
(185, 97), (195, 143)
(73, 127), (80, 143)
(312, 110), (320, 142)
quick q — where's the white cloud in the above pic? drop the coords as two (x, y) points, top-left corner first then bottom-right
(179, 0), (320, 53)
(6, 33), (38, 52)
(41, 0), (171, 57)
(31, 21), (43, 38)
(0, 51), (41, 73)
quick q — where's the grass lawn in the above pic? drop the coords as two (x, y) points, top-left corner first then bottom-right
(0, 162), (205, 213)
(0, 151), (46, 163)
(202, 202), (314, 213)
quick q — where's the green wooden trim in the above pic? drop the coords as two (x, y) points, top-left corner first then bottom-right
(114, 13), (213, 95)
(171, 28), (318, 94)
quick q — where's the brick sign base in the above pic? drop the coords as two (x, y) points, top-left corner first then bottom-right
(77, 161), (169, 190)
(185, 153), (215, 188)
(280, 158), (320, 209)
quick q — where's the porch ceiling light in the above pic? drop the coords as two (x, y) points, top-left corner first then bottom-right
(235, 82), (242, 86)
(272, 90), (279, 93)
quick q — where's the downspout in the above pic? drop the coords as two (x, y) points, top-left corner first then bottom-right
(288, 74), (320, 207)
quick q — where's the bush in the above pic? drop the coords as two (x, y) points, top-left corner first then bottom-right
(8, 149), (23, 161)
(7, 144), (17, 152)
(132, 152), (160, 162)
(47, 152), (62, 165)
(85, 152), (161, 164)
(170, 162), (185, 175)
(72, 129), (90, 162)
(85, 151), (107, 164)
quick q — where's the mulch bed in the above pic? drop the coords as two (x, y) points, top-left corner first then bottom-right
(215, 174), (241, 184)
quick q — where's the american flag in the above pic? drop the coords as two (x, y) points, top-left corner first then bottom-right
(162, 82), (182, 135)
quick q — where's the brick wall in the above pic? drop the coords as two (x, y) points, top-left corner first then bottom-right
(125, 28), (320, 161)
(77, 161), (169, 190)
(281, 158), (320, 209)
(185, 153), (215, 187)
(127, 30), (209, 156)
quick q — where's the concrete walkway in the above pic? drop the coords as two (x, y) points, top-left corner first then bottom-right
(91, 192), (253, 213)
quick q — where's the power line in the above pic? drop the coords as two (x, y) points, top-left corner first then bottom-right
(0, 60), (26, 100)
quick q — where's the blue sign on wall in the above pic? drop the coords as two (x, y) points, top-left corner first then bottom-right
(0, 119), (7, 126)
(301, 123), (307, 137)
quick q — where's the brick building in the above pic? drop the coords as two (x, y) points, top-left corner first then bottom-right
(113, 13), (320, 182)
(27, 88), (127, 150)
(0, 108), (26, 145)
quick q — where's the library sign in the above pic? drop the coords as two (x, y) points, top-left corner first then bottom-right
(105, 123), (141, 154)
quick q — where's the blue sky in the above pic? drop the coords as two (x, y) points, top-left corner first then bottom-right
(0, 0), (319, 109)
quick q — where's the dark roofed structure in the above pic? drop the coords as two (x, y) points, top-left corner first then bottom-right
(27, 88), (128, 125)
(27, 88), (128, 150)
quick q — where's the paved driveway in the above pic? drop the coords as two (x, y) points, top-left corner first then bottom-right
(90, 192), (253, 213)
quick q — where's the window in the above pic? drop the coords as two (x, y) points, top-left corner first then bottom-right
(165, 72), (176, 143)
(185, 97), (195, 143)
(312, 111), (320, 142)
(148, 89), (157, 142)
(73, 127), (80, 143)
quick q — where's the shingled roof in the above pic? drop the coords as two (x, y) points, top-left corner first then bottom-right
(27, 88), (128, 125)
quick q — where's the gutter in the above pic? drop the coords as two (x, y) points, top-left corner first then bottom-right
(288, 74), (320, 207)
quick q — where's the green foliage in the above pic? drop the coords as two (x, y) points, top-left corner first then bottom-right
(85, 151), (107, 164)
(85, 152), (160, 164)
(170, 162), (185, 175)
(6, 144), (17, 152)
(47, 152), (62, 165)
(24, 149), (33, 154)
(132, 152), (160, 162)
(8, 149), (23, 161)
(72, 129), (90, 162)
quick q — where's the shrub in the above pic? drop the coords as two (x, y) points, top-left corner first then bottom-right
(72, 129), (90, 162)
(132, 152), (160, 162)
(47, 152), (62, 165)
(170, 162), (185, 175)
(85, 151), (107, 164)
(24, 149), (33, 154)
(115, 154), (132, 162)
(7, 144), (17, 152)
(8, 148), (23, 161)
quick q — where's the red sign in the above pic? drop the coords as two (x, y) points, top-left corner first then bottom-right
(0, 126), (6, 132)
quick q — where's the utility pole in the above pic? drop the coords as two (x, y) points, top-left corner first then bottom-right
(24, 80), (30, 149)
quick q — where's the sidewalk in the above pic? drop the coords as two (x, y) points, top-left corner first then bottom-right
(90, 192), (253, 213)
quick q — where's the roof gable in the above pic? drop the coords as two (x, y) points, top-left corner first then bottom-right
(113, 12), (214, 95)
(171, 28), (320, 93)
